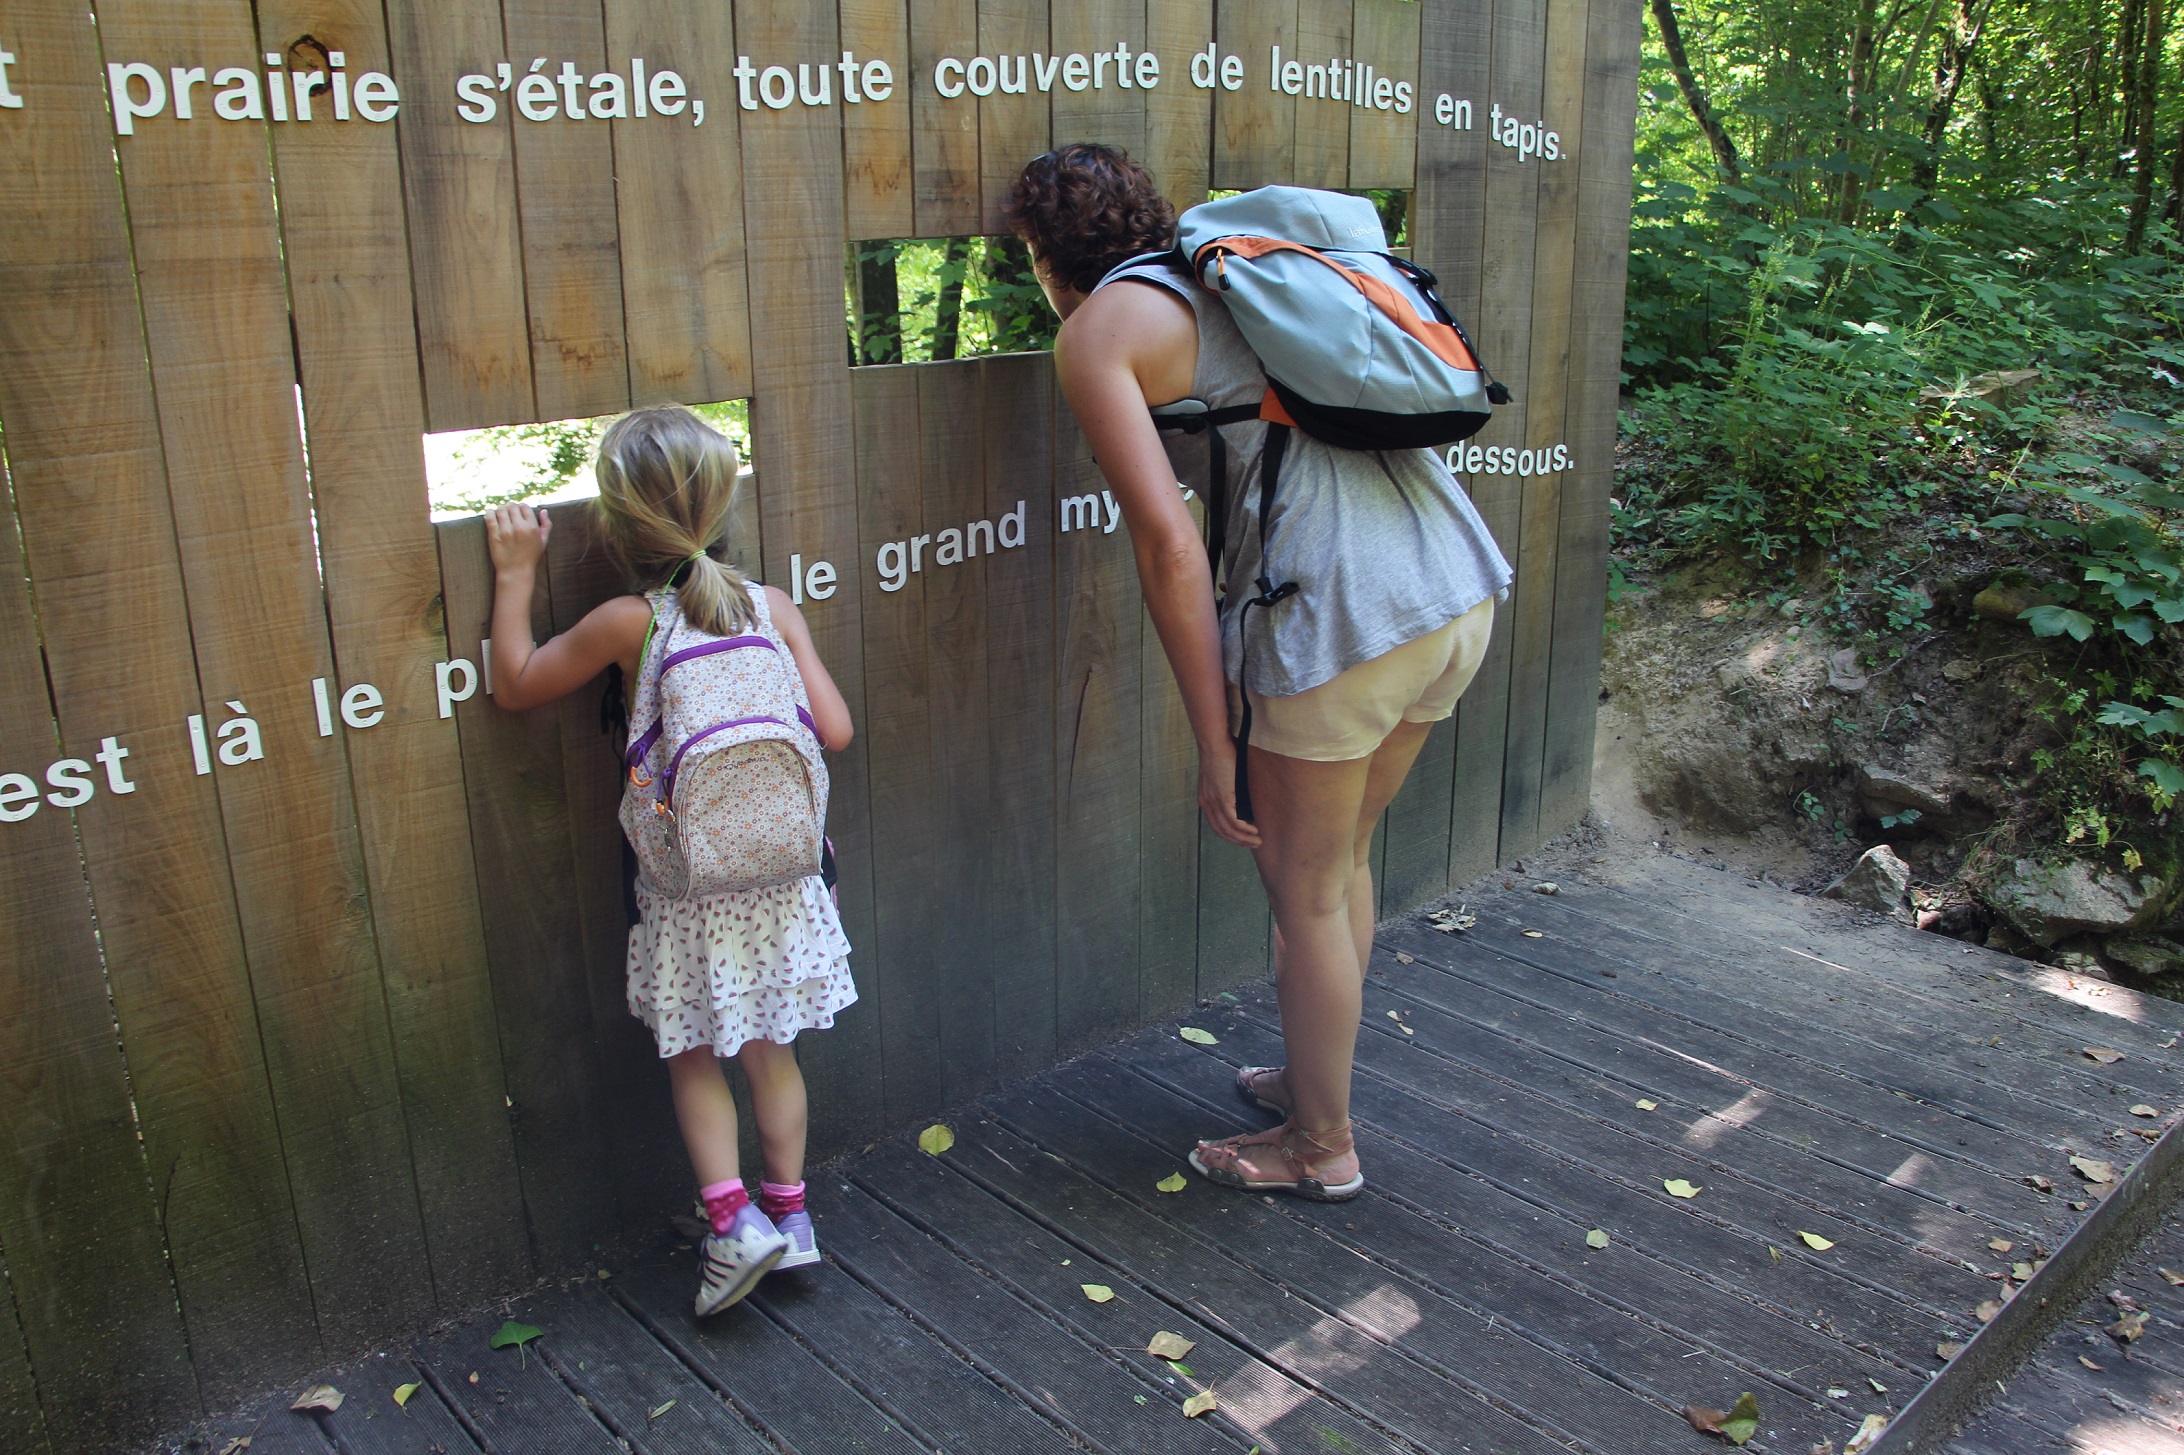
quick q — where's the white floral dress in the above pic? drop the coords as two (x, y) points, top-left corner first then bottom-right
(623, 585), (857, 1057)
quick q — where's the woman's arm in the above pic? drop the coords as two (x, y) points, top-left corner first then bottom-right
(767, 585), (855, 751)
(484, 504), (652, 711)
(1055, 286), (1260, 847)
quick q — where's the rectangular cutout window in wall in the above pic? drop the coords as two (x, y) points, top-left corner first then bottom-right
(423, 400), (752, 520)
(844, 235), (1056, 366)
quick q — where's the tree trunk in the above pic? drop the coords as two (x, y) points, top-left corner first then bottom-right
(855, 242), (903, 364)
(1902, 0), (1989, 211)
(931, 237), (971, 362)
(1836, 0), (1879, 224)
(2168, 102), (2184, 231)
(1649, 0), (1743, 183)
(2126, 0), (2168, 251)
(2119, 0), (2148, 180)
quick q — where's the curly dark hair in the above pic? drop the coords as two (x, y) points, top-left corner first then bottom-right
(1003, 143), (1177, 297)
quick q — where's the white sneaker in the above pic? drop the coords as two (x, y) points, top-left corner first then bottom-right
(695, 1205), (788, 1316)
(774, 1208), (821, 1269)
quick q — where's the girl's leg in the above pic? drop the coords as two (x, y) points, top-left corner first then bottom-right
(667, 1046), (741, 1187)
(735, 1038), (810, 1187)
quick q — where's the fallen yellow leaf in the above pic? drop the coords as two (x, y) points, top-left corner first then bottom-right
(1179, 1027), (1219, 1045)
(1181, 1389), (1217, 1418)
(1147, 1331), (1197, 1360)
(216, 1440), (249, 1455)
(917, 1124), (955, 1156)
(1936, 1342), (1963, 1360)
(1585, 1229), (1610, 1249)
(1975, 1298), (2003, 1323)
(2080, 1354), (2103, 1370)
(2084, 1047), (2126, 1064)
(1394, 952), (1415, 964)
(2111, 1311), (2148, 1342)
(2012, 1261), (2035, 1281)
(1635, 1099), (1659, 1111)
(291, 1384), (344, 1415)
(648, 1400), (677, 1421)
(392, 1382), (419, 1408)
(1082, 1284), (1115, 1303)
(2070, 1155), (2117, 1184)
(1798, 1231), (1835, 1251)
(1522, 929), (1545, 938)
(2160, 1267), (2184, 1286)
(1156, 1172), (1187, 1193)
(2131, 1104), (2160, 1117)
(1663, 1178), (1702, 1199)
(1844, 1413), (1889, 1455)
(1987, 1238), (2013, 1254)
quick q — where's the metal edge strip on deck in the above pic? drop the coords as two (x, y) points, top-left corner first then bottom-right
(1871, 1110), (2184, 1452)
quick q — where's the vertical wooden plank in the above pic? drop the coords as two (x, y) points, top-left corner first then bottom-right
(545, 510), (685, 1219)
(259, 0), (531, 1313)
(977, 0), (1050, 231)
(100, 0), (436, 1356)
(1052, 407), (1143, 1049)
(918, 362), (1001, 1103)
(912, 0), (983, 236)
(735, 0), (885, 1154)
(853, 367), (941, 1123)
(387, 0), (534, 430)
(1145, 0), (1212, 202)
(0, 487), (190, 1443)
(0, 1), (316, 1403)
(1213, 0), (1295, 188)
(1386, 0), (1493, 896)
(979, 354), (1059, 1079)
(1498, 0), (1589, 859)
(438, 518), (618, 1269)
(844, 0), (916, 238)
(0, 1258), (48, 1455)
(1290, 0), (1351, 187)
(1049, 0), (1147, 156)
(1538, 0), (1639, 837)
(1347, 0), (1421, 188)
(1450, 0), (1545, 882)
(503, 0), (632, 420)
(607, 0), (756, 406)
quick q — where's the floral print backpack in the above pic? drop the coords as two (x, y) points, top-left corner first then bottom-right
(620, 585), (828, 899)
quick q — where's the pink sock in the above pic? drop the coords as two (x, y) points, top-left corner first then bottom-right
(700, 1179), (749, 1235)
(759, 1180), (805, 1221)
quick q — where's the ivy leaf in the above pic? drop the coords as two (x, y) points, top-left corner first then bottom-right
(2114, 613), (2156, 645)
(2021, 604), (2096, 641)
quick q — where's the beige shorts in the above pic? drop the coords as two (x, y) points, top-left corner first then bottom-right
(1230, 598), (1495, 762)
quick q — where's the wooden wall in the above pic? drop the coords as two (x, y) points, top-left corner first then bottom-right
(0, 0), (1639, 1445)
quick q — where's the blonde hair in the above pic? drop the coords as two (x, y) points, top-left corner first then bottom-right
(594, 406), (757, 637)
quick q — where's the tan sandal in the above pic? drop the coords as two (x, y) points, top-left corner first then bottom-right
(1188, 1120), (1365, 1201)
(1234, 1065), (1291, 1114)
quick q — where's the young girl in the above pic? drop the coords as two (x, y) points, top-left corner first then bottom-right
(483, 406), (856, 1317)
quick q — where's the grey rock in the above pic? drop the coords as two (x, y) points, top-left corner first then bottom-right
(1973, 581), (2055, 623)
(1821, 845), (1913, 921)
(2054, 948), (2113, 981)
(1986, 858), (2167, 948)
(1942, 658), (1981, 683)
(1856, 764), (1951, 822)
(1827, 648), (1868, 692)
(2108, 937), (2184, 978)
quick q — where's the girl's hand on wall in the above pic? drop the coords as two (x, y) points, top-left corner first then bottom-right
(486, 503), (552, 576)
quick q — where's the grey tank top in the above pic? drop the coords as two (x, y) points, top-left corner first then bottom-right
(1100, 261), (1514, 698)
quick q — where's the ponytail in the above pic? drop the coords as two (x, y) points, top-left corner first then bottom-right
(593, 406), (758, 636)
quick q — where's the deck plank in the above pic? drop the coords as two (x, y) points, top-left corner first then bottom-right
(314, 1350), (483, 1455)
(414, 1307), (623, 1455)
(535, 1285), (773, 1455)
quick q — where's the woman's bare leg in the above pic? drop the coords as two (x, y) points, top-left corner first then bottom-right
(735, 1038), (810, 1187)
(667, 1048), (741, 1188)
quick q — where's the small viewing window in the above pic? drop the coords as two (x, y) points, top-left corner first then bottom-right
(424, 400), (752, 520)
(845, 235), (1055, 366)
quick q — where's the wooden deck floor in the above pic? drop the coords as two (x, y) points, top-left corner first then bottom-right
(164, 852), (2184, 1455)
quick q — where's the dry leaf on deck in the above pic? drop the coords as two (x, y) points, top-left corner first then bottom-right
(217, 1440), (249, 1455)
(1534, 882), (1559, 895)
(1664, 1178), (1702, 1199)
(1522, 929), (1546, 938)
(1147, 1332), (1197, 1360)
(918, 1124), (956, 1156)
(1809, 1443), (1834, 1455)
(1975, 1299), (2004, 1323)
(1798, 1231), (1835, 1251)
(1181, 1390), (1217, 1418)
(1156, 1172), (1188, 1193)
(1082, 1284), (1116, 1303)
(392, 1382), (419, 1409)
(2025, 1173), (2054, 1192)
(648, 1400), (677, 1421)
(2161, 1268), (2184, 1286)
(1936, 1342), (1964, 1360)
(1586, 1229), (1610, 1249)
(291, 1384), (344, 1414)
(1179, 1027), (1219, 1046)
(1395, 952), (1415, 964)
(2012, 1262), (2035, 1281)
(2110, 1311), (2148, 1342)
(1636, 1099), (1659, 1111)
(1867, 1378), (1886, 1394)
(1683, 1391), (1760, 1445)
(2070, 1155), (2117, 1184)
(2084, 1047), (2126, 1064)
(1987, 1238), (2013, 1254)
(1844, 1414), (1889, 1455)
(2080, 1355), (2104, 1370)
(2132, 1105), (2160, 1117)
(1825, 1387), (1850, 1399)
